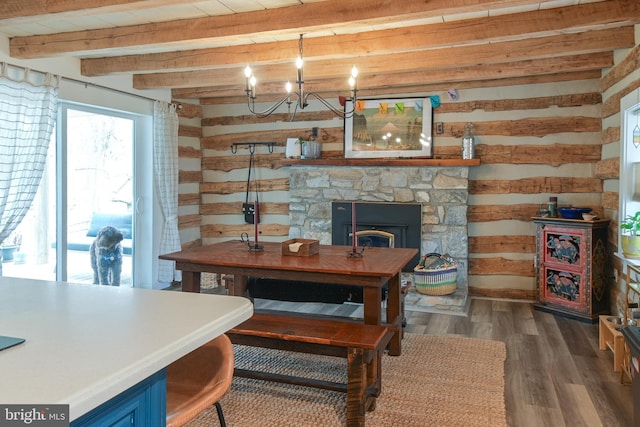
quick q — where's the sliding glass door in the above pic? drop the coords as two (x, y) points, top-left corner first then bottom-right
(3, 102), (138, 286)
(62, 105), (134, 285)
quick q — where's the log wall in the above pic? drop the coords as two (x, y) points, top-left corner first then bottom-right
(173, 25), (640, 308)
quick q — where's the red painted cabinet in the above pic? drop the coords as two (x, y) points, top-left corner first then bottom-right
(533, 217), (610, 322)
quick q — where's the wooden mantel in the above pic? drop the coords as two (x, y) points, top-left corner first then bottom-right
(281, 158), (481, 167)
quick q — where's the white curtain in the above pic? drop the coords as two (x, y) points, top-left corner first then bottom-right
(0, 64), (58, 275)
(153, 101), (181, 283)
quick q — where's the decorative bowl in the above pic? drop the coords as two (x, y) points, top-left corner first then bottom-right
(582, 213), (598, 221)
(557, 207), (592, 219)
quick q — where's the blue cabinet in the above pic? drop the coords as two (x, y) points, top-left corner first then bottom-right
(71, 370), (166, 427)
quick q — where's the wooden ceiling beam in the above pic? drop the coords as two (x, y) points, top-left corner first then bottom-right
(0, 0), (151, 20)
(131, 29), (626, 90)
(180, 70), (600, 101)
(80, 0), (640, 77)
(2, 0), (626, 98)
(166, 53), (611, 100)
(9, 0), (567, 59)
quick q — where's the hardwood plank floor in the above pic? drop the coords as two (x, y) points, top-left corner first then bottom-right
(404, 298), (634, 427)
(254, 296), (634, 427)
(191, 280), (634, 426)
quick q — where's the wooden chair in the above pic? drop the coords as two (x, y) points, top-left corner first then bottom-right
(166, 334), (234, 427)
(353, 229), (395, 248)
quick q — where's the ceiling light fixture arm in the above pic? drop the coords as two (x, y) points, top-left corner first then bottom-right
(306, 92), (357, 119)
(245, 91), (298, 118)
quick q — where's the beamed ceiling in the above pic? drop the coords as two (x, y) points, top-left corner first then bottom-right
(1, 0), (639, 103)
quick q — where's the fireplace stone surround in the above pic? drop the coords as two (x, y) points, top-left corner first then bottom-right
(287, 165), (471, 315)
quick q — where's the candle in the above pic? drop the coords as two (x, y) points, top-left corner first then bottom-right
(352, 202), (356, 251)
(296, 56), (303, 83)
(249, 75), (256, 98)
(244, 65), (252, 92)
(254, 200), (259, 243)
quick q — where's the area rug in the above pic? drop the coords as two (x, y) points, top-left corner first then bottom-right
(186, 333), (507, 427)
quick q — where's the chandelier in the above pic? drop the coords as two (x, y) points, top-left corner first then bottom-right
(243, 34), (359, 120)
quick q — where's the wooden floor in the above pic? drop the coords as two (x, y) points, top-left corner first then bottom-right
(251, 296), (634, 427)
(404, 299), (634, 427)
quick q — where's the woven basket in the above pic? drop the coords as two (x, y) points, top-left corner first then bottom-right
(413, 266), (458, 296)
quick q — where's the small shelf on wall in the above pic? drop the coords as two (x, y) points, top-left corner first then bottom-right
(280, 158), (481, 167)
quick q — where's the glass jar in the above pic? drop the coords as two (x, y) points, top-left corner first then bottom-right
(548, 197), (558, 217)
(462, 122), (475, 159)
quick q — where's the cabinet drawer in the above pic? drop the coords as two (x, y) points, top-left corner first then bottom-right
(539, 265), (587, 312)
(542, 227), (585, 268)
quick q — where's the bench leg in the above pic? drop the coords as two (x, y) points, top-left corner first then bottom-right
(347, 347), (367, 427)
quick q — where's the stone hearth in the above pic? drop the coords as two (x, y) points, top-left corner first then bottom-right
(287, 165), (471, 315)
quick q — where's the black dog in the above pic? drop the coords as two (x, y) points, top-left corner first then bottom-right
(90, 225), (124, 286)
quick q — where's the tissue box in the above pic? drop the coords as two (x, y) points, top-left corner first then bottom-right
(281, 238), (319, 256)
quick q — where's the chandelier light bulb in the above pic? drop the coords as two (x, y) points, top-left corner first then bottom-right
(249, 75), (257, 97)
(296, 57), (303, 69)
(349, 66), (358, 90)
(285, 81), (292, 93)
(244, 65), (253, 92)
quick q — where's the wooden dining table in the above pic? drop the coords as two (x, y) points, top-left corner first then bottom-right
(160, 239), (417, 355)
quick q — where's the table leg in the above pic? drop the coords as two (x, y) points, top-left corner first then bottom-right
(181, 271), (201, 293)
(368, 348), (382, 402)
(229, 275), (248, 297)
(362, 287), (382, 327)
(386, 273), (402, 356)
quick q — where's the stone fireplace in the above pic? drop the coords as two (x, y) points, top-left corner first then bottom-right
(287, 165), (471, 314)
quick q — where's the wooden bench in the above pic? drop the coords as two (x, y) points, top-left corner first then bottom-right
(227, 311), (394, 427)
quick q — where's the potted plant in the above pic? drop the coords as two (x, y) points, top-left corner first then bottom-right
(621, 211), (640, 258)
(1, 231), (22, 262)
(298, 128), (321, 159)
(296, 137), (307, 158)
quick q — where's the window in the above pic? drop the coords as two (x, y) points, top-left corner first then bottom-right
(619, 89), (640, 253)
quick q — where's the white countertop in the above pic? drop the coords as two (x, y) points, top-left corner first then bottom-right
(0, 278), (253, 421)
